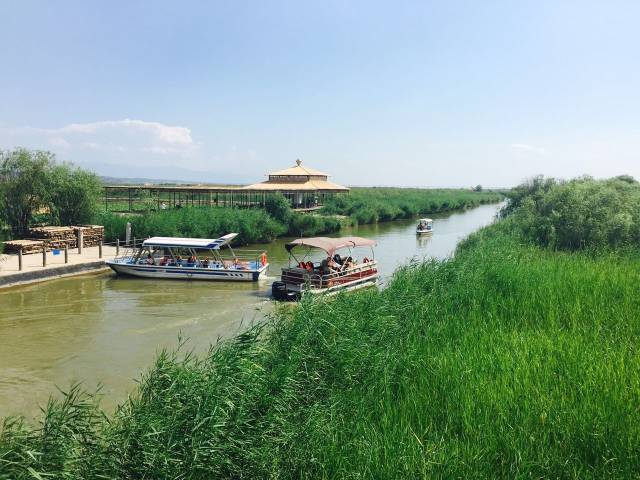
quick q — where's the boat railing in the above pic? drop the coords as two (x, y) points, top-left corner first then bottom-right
(109, 238), (148, 261)
(282, 260), (377, 289)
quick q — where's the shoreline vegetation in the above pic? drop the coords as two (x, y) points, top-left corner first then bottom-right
(2, 176), (638, 477)
(1, 149), (503, 248)
(96, 188), (503, 244)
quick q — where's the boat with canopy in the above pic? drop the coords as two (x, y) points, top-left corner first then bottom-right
(271, 236), (378, 300)
(416, 218), (433, 234)
(106, 233), (269, 281)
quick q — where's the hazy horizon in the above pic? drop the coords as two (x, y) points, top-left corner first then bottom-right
(1, 1), (639, 187)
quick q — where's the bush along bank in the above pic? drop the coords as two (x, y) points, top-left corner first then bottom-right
(96, 204), (342, 245)
(2, 175), (639, 478)
(321, 187), (503, 224)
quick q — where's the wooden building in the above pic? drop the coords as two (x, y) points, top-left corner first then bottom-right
(103, 160), (349, 212)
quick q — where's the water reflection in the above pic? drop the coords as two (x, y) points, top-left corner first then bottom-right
(415, 233), (433, 249)
(0, 203), (500, 418)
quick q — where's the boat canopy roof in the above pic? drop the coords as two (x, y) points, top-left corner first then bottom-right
(419, 218), (433, 222)
(142, 233), (238, 249)
(286, 236), (376, 257)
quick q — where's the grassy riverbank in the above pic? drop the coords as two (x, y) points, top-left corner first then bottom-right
(323, 187), (503, 224)
(96, 188), (503, 244)
(2, 178), (638, 478)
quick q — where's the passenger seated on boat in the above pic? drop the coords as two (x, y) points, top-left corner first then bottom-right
(234, 258), (249, 270)
(146, 254), (155, 265)
(298, 261), (306, 269)
(176, 255), (183, 266)
(305, 261), (314, 271)
(329, 256), (340, 271)
(333, 254), (343, 266)
(343, 256), (354, 269)
(202, 257), (210, 268)
(321, 257), (337, 275)
(159, 256), (169, 266)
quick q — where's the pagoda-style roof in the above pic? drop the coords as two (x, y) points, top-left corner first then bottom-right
(243, 159), (348, 192)
(269, 162), (328, 177)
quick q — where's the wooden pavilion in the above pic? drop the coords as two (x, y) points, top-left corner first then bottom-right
(103, 159), (349, 212)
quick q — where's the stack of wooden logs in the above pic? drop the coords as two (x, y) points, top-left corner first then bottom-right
(3, 239), (45, 254)
(74, 225), (105, 247)
(2, 225), (105, 254)
(29, 226), (77, 249)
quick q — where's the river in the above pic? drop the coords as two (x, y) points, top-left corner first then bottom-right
(0, 203), (500, 419)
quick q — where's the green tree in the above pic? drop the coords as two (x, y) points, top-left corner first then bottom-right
(48, 163), (102, 225)
(0, 149), (53, 237)
(264, 192), (292, 223)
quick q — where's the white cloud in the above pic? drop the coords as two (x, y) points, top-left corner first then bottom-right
(511, 143), (548, 156)
(49, 136), (70, 148)
(1, 119), (196, 156)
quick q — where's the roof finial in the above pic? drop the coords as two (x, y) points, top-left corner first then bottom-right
(296, 158), (302, 166)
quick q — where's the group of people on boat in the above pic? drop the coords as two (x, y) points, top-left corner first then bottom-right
(298, 253), (367, 276)
(143, 254), (251, 270)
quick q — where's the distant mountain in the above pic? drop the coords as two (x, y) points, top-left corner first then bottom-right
(100, 176), (197, 185)
(81, 160), (255, 185)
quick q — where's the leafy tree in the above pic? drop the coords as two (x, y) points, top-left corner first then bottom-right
(0, 148), (102, 237)
(473, 184), (483, 192)
(264, 192), (292, 223)
(0, 149), (53, 236)
(614, 174), (638, 184)
(48, 163), (102, 225)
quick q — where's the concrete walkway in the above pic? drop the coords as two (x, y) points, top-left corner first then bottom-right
(0, 245), (118, 288)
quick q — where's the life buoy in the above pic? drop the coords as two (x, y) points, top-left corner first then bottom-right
(261, 253), (268, 266)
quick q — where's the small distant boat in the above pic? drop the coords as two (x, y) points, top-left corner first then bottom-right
(416, 218), (433, 234)
(106, 233), (268, 281)
(272, 236), (378, 301)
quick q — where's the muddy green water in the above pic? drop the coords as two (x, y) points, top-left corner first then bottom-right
(0, 203), (500, 419)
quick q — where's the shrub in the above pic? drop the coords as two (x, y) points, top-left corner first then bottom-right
(503, 175), (640, 250)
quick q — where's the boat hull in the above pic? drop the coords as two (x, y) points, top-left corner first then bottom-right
(272, 272), (378, 301)
(416, 229), (433, 235)
(106, 261), (268, 282)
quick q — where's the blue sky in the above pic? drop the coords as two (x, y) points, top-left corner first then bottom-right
(1, 1), (638, 186)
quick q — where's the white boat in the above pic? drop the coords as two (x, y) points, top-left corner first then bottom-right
(272, 236), (378, 301)
(416, 218), (433, 234)
(106, 233), (269, 281)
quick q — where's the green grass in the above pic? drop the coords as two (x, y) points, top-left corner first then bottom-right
(96, 206), (343, 244)
(2, 216), (639, 478)
(322, 187), (503, 224)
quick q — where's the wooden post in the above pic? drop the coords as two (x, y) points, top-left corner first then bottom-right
(78, 228), (83, 254)
(64, 244), (68, 264)
(18, 249), (22, 271)
(99, 241), (103, 259)
(116, 238), (120, 256)
(42, 245), (47, 267)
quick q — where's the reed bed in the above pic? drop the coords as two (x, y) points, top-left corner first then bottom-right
(96, 207), (342, 244)
(322, 187), (503, 224)
(2, 216), (638, 478)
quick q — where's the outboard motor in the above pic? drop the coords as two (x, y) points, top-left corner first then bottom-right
(271, 281), (299, 301)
